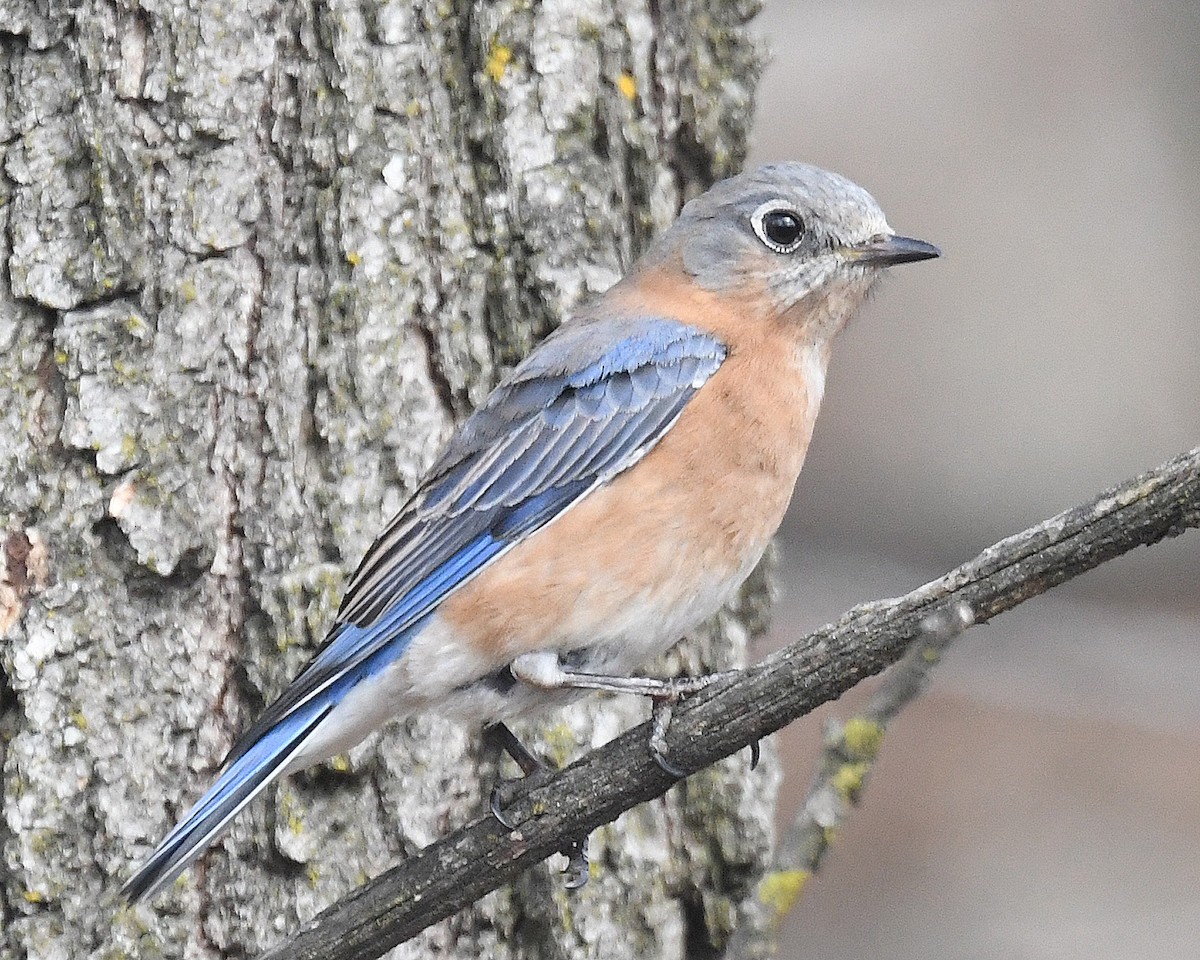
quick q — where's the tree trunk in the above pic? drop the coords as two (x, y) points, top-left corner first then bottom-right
(0, 2), (771, 957)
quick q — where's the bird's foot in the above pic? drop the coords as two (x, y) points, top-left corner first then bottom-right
(649, 699), (688, 777)
(560, 833), (590, 889)
(645, 672), (759, 775)
(483, 722), (592, 888)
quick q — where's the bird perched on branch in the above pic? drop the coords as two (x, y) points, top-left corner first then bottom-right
(122, 161), (939, 902)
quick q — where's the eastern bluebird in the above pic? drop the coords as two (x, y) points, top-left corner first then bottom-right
(121, 162), (939, 902)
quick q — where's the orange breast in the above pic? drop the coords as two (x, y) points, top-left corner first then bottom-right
(437, 271), (825, 667)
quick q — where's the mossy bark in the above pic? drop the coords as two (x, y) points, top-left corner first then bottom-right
(0, 2), (774, 957)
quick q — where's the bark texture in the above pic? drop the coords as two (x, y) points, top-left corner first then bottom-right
(0, 2), (768, 958)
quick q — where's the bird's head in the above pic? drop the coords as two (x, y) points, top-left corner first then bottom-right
(637, 162), (939, 339)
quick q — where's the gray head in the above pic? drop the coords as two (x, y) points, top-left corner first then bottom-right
(640, 162), (939, 327)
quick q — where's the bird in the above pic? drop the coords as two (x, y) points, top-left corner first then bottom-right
(121, 161), (939, 903)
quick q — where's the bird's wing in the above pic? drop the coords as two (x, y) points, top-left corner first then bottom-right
(225, 314), (726, 757)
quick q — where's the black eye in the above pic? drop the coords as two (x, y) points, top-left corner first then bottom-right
(752, 205), (806, 253)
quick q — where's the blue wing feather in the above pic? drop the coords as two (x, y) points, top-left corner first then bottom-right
(226, 315), (725, 762)
(122, 314), (725, 901)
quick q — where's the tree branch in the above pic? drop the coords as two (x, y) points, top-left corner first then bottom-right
(256, 447), (1200, 960)
(728, 600), (976, 957)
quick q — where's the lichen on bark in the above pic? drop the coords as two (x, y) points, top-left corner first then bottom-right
(0, 1), (770, 957)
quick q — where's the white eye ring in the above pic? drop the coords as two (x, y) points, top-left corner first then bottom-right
(750, 199), (806, 254)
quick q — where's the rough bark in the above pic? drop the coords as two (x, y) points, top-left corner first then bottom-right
(0, 3), (766, 958)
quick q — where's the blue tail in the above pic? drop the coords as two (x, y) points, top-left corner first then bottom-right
(122, 617), (424, 902)
(120, 700), (331, 903)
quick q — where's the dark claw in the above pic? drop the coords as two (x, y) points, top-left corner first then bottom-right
(649, 698), (688, 778)
(561, 835), (590, 889)
(651, 744), (688, 779)
(749, 739), (761, 771)
(483, 722), (596, 889)
(489, 781), (518, 831)
(485, 722), (551, 830)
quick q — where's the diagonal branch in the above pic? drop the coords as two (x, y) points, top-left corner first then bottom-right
(729, 600), (977, 958)
(256, 447), (1200, 960)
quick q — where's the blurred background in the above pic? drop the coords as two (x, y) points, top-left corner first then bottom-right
(746, 1), (1200, 957)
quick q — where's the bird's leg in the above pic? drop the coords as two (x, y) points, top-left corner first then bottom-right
(483, 722), (551, 830)
(509, 652), (749, 776)
(484, 720), (545, 784)
(482, 722), (590, 889)
(510, 650), (735, 699)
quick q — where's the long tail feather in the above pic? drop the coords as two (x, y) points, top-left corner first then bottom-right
(120, 703), (330, 903)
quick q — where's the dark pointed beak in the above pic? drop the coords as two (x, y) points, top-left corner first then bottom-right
(843, 234), (941, 266)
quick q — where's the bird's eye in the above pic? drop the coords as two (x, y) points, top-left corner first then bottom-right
(751, 203), (806, 254)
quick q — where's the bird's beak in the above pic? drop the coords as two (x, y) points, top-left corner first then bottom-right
(842, 234), (941, 266)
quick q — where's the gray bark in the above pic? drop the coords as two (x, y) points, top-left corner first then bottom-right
(0, 2), (768, 958)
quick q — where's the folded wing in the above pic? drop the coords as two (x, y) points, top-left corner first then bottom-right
(122, 313), (725, 901)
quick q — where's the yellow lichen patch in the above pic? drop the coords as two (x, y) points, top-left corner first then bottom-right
(757, 869), (809, 922)
(616, 72), (637, 101)
(539, 721), (577, 767)
(842, 716), (883, 760)
(70, 710), (89, 731)
(111, 357), (138, 382)
(830, 761), (870, 802)
(346, 250), (362, 266)
(280, 793), (304, 835)
(485, 39), (513, 83)
(307, 865), (321, 887)
(330, 754), (351, 773)
(22, 889), (44, 904)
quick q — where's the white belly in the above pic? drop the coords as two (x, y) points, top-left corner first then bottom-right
(286, 551), (760, 771)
